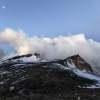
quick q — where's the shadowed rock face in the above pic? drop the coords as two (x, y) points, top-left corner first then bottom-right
(0, 54), (100, 100)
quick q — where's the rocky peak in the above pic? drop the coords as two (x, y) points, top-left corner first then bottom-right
(64, 54), (93, 73)
(34, 53), (41, 58)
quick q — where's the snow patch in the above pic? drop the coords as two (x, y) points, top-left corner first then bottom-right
(73, 69), (100, 81)
(67, 61), (76, 68)
(66, 61), (100, 81)
(9, 86), (14, 91)
(57, 62), (100, 81)
(0, 62), (2, 64)
(0, 71), (11, 75)
(79, 81), (100, 88)
(13, 64), (27, 67)
(20, 55), (40, 62)
(3, 55), (48, 63)
(0, 81), (5, 84)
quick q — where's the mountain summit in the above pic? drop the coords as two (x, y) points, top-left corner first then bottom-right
(0, 54), (100, 99)
(59, 54), (93, 73)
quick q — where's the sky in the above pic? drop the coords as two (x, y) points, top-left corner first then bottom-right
(0, 0), (100, 40)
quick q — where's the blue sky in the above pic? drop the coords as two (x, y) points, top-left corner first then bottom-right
(0, 0), (100, 41)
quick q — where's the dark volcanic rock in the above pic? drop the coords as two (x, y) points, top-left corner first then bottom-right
(0, 54), (100, 100)
(7, 54), (33, 60)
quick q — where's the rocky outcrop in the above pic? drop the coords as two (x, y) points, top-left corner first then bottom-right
(55, 54), (93, 73)
(7, 54), (33, 60)
(66, 54), (93, 72)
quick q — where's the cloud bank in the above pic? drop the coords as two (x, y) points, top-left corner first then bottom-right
(0, 28), (100, 73)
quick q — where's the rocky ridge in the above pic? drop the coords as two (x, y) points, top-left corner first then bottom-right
(0, 54), (100, 100)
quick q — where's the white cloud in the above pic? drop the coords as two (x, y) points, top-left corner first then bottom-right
(0, 28), (100, 73)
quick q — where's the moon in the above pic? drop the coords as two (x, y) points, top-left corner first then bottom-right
(2, 6), (5, 9)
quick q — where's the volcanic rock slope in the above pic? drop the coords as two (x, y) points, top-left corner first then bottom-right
(0, 54), (100, 100)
